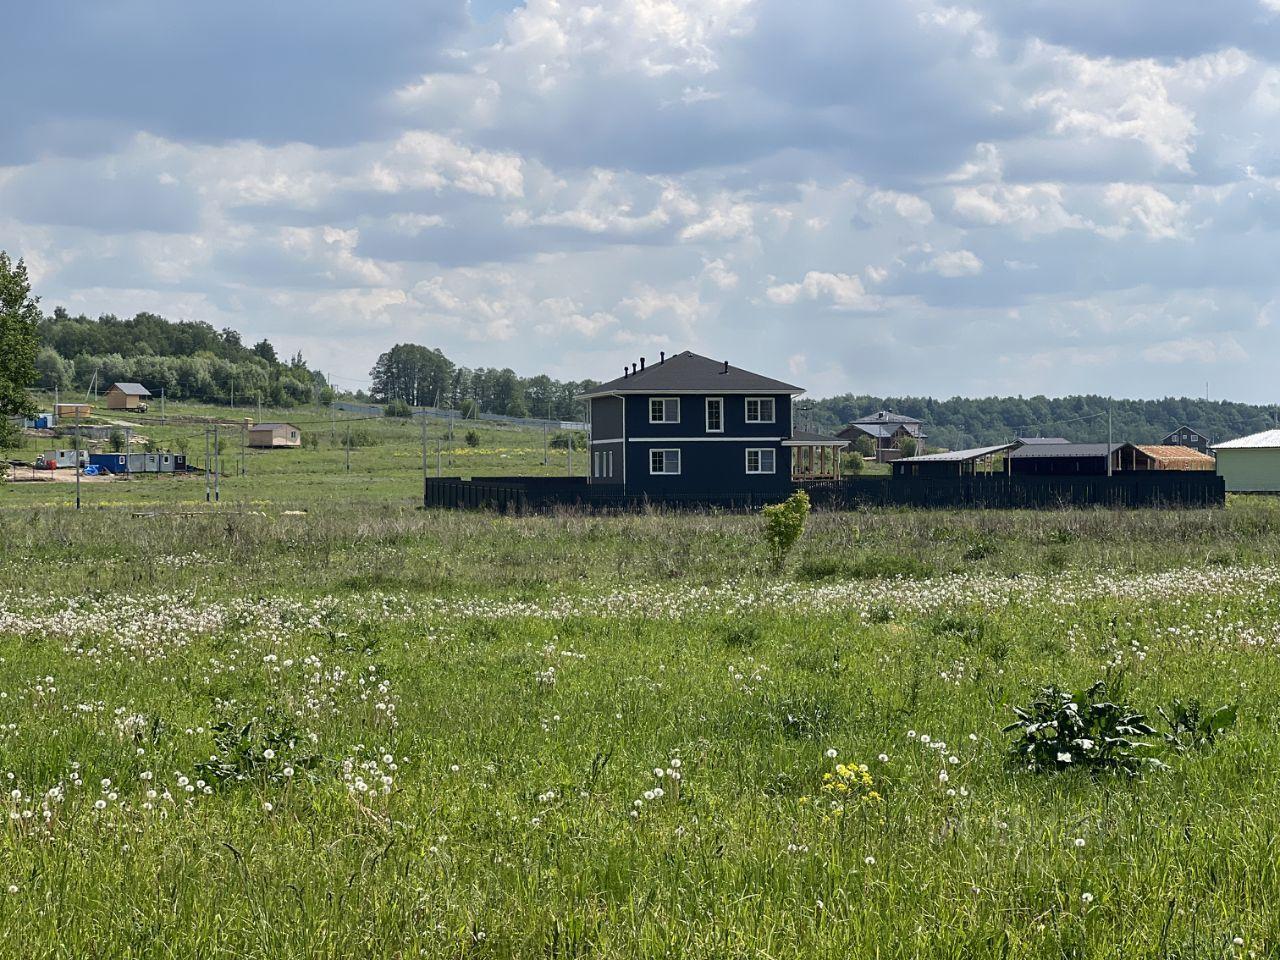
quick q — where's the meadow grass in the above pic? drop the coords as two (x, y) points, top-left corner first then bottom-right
(3, 482), (1280, 955)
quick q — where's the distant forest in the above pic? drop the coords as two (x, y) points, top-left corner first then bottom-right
(31, 311), (1280, 440)
(365, 343), (596, 421)
(803, 394), (1280, 449)
(35, 309), (331, 407)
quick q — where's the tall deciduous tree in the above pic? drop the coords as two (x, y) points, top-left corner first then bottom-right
(0, 252), (41, 445)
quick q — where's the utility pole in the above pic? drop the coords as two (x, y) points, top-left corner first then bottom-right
(204, 426), (211, 502)
(213, 422), (221, 503)
(345, 424), (351, 473)
(125, 427), (132, 478)
(427, 414), (437, 491)
(437, 438), (442, 477)
(74, 409), (82, 510)
(1107, 399), (1113, 478)
(257, 392), (262, 423)
(240, 424), (246, 477)
(567, 433), (573, 476)
(160, 388), (166, 423)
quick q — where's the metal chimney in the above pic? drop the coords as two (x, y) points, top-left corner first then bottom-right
(723, 360), (729, 373)
(660, 351), (666, 364)
(640, 357), (646, 370)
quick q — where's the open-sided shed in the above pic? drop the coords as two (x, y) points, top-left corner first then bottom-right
(892, 443), (1019, 477)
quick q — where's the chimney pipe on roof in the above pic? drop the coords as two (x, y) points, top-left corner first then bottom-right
(623, 366), (628, 378)
(660, 351), (665, 364)
(632, 363), (637, 375)
(640, 357), (646, 370)
(723, 360), (729, 373)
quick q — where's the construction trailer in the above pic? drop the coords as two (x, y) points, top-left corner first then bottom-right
(87, 452), (188, 474)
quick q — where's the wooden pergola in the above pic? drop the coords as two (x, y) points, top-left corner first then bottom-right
(785, 432), (848, 481)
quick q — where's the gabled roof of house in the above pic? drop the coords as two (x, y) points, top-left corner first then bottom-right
(249, 422), (300, 431)
(1213, 429), (1280, 450)
(108, 382), (151, 396)
(1016, 436), (1069, 444)
(1007, 442), (1128, 459)
(1164, 424), (1209, 438)
(578, 351), (803, 399)
(852, 410), (922, 425)
(838, 421), (927, 440)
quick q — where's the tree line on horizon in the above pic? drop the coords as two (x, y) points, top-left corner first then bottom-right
(804, 393), (1280, 450)
(366, 342), (597, 421)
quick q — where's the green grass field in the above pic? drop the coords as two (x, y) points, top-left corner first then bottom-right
(3, 407), (1279, 957)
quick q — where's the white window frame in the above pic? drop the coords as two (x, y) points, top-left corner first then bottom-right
(649, 397), (680, 424)
(745, 447), (776, 474)
(745, 397), (776, 424)
(705, 397), (723, 434)
(649, 448), (681, 475)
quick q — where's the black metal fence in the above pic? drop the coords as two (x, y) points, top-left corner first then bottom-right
(423, 476), (781, 512)
(804, 472), (1225, 509)
(425, 471), (1224, 513)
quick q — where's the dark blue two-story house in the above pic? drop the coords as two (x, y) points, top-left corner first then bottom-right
(579, 351), (843, 499)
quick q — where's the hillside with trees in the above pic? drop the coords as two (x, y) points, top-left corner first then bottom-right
(34, 309), (333, 407)
(804, 394), (1280, 449)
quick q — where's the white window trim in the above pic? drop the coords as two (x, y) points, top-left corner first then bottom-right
(745, 447), (777, 474)
(649, 397), (680, 424)
(745, 396), (776, 424)
(649, 448), (682, 475)
(705, 396), (724, 434)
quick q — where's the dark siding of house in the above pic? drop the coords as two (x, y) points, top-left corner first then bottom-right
(590, 396), (625, 440)
(617, 392), (793, 497)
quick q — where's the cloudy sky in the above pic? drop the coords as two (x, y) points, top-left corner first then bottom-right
(6, 1), (1280, 401)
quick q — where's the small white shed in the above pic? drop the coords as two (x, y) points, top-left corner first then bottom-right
(1212, 430), (1280, 492)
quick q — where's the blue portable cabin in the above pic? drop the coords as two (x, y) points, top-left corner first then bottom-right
(578, 351), (805, 500)
(88, 452), (187, 474)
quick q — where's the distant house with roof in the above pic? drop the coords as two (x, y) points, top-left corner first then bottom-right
(578, 351), (846, 498)
(104, 383), (152, 411)
(837, 411), (926, 462)
(1212, 430), (1280, 492)
(1162, 425), (1211, 454)
(248, 422), (301, 449)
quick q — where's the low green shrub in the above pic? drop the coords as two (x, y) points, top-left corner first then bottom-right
(1005, 680), (1163, 777)
(762, 490), (810, 571)
(1159, 699), (1238, 752)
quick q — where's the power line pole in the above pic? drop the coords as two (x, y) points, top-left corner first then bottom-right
(160, 388), (165, 423)
(1107, 398), (1113, 478)
(125, 427), (132, 478)
(74, 409), (82, 510)
(213, 422), (220, 503)
(240, 423), (246, 477)
(204, 425), (211, 502)
(437, 438), (442, 477)
(421, 414), (429, 491)
(345, 424), (351, 473)
(567, 433), (573, 476)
